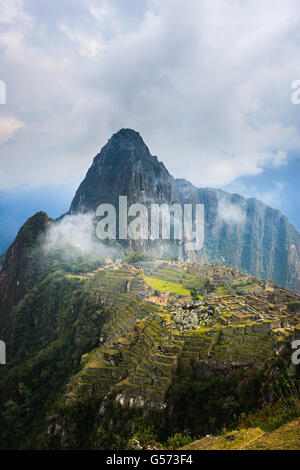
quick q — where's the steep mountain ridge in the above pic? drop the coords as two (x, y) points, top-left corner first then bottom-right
(177, 179), (300, 291)
(0, 212), (50, 340)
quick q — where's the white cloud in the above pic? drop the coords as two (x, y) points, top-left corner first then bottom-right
(223, 179), (286, 210)
(0, 0), (299, 191)
(43, 212), (117, 261)
(82, 0), (119, 32)
(0, 0), (26, 24)
(258, 182), (285, 207)
(0, 116), (23, 144)
(217, 198), (246, 225)
(0, 0), (32, 58)
(59, 23), (104, 58)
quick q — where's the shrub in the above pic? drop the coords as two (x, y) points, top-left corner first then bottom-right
(165, 432), (193, 449)
(287, 302), (300, 313)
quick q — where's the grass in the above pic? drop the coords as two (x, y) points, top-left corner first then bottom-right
(65, 273), (89, 280)
(237, 392), (300, 433)
(144, 276), (191, 296)
(229, 375), (300, 449)
(180, 393), (300, 450)
(180, 418), (300, 450)
(240, 285), (261, 291)
(156, 268), (196, 279)
(243, 418), (300, 450)
(180, 428), (265, 450)
(150, 268), (205, 289)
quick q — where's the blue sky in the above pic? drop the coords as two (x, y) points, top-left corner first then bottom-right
(0, 0), (299, 252)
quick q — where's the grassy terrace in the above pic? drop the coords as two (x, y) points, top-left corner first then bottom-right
(146, 265), (238, 298)
(144, 264), (209, 295)
(144, 276), (191, 296)
(155, 268), (197, 280)
(152, 267), (205, 282)
(157, 268), (195, 276)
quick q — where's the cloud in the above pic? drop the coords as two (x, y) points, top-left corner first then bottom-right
(217, 195), (246, 225)
(59, 23), (104, 58)
(0, 116), (23, 144)
(43, 212), (117, 262)
(0, 0), (27, 25)
(258, 182), (285, 207)
(223, 179), (285, 210)
(0, 0), (299, 191)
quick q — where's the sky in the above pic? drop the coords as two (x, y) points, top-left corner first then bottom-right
(0, 0), (299, 251)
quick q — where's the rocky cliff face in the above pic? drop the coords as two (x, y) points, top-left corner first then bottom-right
(177, 179), (300, 291)
(70, 128), (180, 213)
(69, 129), (300, 291)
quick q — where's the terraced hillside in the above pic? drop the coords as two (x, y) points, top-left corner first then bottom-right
(48, 261), (300, 449)
(61, 265), (183, 407)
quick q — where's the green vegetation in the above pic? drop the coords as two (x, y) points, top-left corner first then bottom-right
(165, 368), (264, 437)
(165, 433), (193, 449)
(238, 374), (300, 433)
(189, 278), (216, 297)
(287, 301), (300, 313)
(1, 255), (299, 450)
(190, 287), (199, 299)
(180, 428), (265, 450)
(0, 270), (106, 449)
(124, 253), (153, 264)
(144, 276), (190, 296)
(128, 426), (163, 449)
(181, 374), (300, 450)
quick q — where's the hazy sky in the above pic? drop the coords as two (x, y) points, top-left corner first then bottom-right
(0, 0), (299, 245)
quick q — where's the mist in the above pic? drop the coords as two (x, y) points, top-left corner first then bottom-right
(42, 213), (118, 269)
(217, 197), (246, 225)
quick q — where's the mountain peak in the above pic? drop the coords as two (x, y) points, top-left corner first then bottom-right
(69, 129), (177, 213)
(103, 128), (149, 155)
(111, 128), (143, 141)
